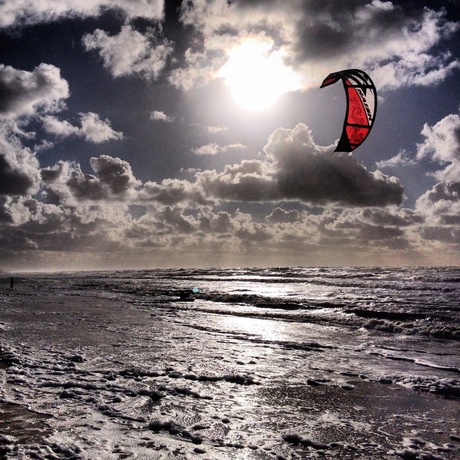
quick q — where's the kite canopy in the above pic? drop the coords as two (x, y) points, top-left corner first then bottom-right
(320, 69), (377, 152)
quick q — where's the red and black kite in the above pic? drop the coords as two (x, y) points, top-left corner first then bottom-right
(320, 69), (377, 152)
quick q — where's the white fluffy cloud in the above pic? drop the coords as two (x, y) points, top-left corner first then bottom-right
(82, 25), (173, 80)
(150, 110), (175, 122)
(0, 0), (164, 29)
(192, 142), (247, 156)
(42, 112), (123, 143)
(80, 113), (124, 143)
(0, 63), (69, 197)
(416, 181), (460, 225)
(416, 181), (460, 247)
(0, 64), (69, 118)
(412, 111), (460, 245)
(416, 111), (460, 181)
(376, 150), (417, 169)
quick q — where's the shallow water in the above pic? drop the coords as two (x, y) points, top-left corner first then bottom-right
(0, 267), (459, 459)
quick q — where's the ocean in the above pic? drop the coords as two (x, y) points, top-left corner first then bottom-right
(1, 267), (459, 459)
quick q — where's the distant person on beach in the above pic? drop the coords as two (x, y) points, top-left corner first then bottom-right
(10, 277), (14, 289)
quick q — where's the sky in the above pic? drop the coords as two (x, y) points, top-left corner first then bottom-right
(0, 0), (459, 270)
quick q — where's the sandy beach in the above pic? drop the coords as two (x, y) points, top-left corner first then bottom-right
(1, 272), (459, 459)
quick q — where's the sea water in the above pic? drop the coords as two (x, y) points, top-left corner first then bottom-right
(0, 267), (459, 459)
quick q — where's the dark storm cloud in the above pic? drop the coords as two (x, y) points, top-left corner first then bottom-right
(290, 0), (409, 62)
(358, 223), (404, 241)
(268, 127), (404, 206)
(0, 195), (132, 255)
(0, 125), (41, 196)
(315, 207), (413, 251)
(420, 181), (460, 206)
(0, 154), (35, 195)
(0, 197), (13, 223)
(199, 123), (404, 207)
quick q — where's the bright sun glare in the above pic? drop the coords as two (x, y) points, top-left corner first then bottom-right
(217, 39), (302, 111)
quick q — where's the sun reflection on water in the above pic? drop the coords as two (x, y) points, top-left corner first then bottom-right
(220, 314), (288, 342)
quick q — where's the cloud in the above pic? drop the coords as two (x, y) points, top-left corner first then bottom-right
(41, 116), (80, 138)
(91, 155), (140, 195)
(199, 123), (404, 206)
(158, 206), (195, 234)
(198, 159), (278, 202)
(313, 206), (418, 252)
(0, 64), (69, 118)
(80, 113), (124, 143)
(82, 25), (173, 80)
(199, 211), (234, 234)
(0, 124), (41, 196)
(360, 207), (423, 227)
(0, 0), (164, 29)
(0, 193), (135, 259)
(372, 50), (460, 90)
(42, 112), (123, 143)
(266, 207), (301, 224)
(138, 178), (211, 207)
(41, 155), (140, 204)
(376, 150), (417, 169)
(266, 123), (404, 206)
(150, 110), (175, 122)
(205, 125), (228, 134)
(192, 142), (247, 155)
(416, 181), (460, 225)
(176, 0), (460, 92)
(168, 48), (219, 91)
(416, 111), (460, 181)
(420, 225), (460, 245)
(415, 180), (460, 247)
(0, 157), (450, 267)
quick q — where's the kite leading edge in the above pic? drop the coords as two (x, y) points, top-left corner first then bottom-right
(320, 69), (377, 152)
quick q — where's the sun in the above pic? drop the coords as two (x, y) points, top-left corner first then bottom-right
(217, 38), (302, 111)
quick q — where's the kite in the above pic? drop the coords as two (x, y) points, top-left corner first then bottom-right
(320, 69), (377, 152)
